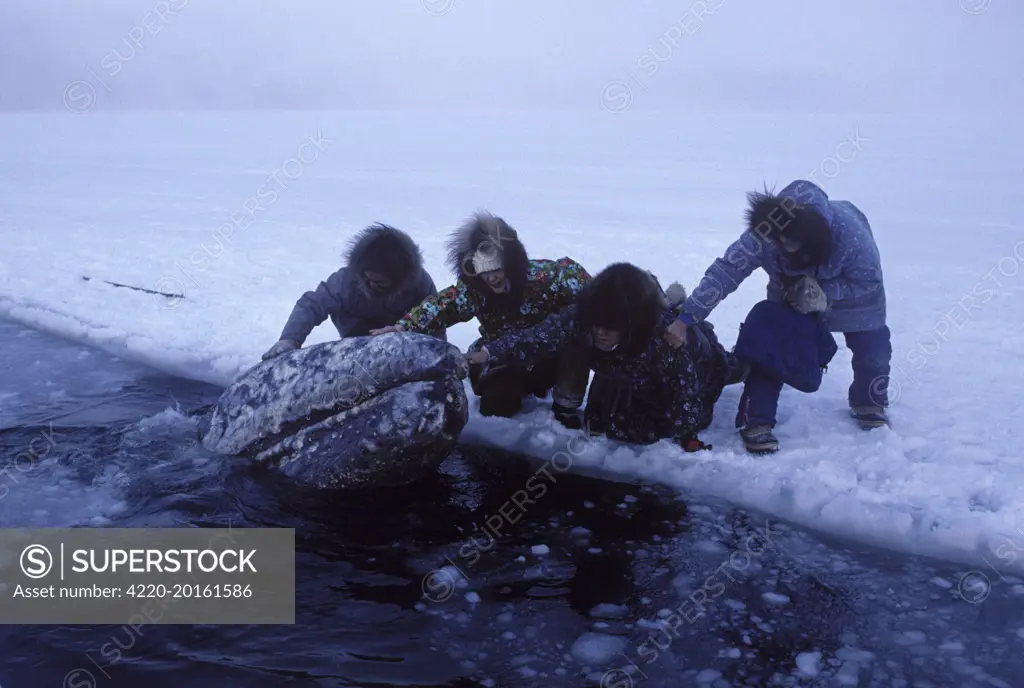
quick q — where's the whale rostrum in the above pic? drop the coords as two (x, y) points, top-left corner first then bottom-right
(198, 332), (469, 488)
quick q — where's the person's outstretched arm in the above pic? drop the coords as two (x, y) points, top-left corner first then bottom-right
(279, 267), (350, 344)
(678, 231), (766, 326)
(375, 281), (478, 335)
(665, 232), (765, 347)
(479, 305), (578, 369)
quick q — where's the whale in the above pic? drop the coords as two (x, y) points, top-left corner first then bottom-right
(197, 332), (469, 488)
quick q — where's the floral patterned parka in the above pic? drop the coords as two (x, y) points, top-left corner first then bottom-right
(396, 258), (591, 340)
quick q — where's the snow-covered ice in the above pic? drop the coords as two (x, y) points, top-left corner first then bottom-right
(570, 632), (626, 665)
(2, 109), (1022, 577)
(695, 668), (722, 683)
(761, 591), (790, 605)
(795, 651), (821, 676)
(588, 603), (628, 619)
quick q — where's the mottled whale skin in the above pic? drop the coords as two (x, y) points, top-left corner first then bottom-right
(198, 333), (469, 488)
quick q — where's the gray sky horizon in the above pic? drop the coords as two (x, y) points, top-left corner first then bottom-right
(1, 1), (1019, 113)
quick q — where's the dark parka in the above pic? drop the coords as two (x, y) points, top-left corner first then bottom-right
(482, 263), (736, 445)
(280, 224), (442, 343)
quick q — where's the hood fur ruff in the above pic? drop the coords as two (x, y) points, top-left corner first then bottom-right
(577, 262), (672, 357)
(744, 183), (833, 269)
(445, 211), (530, 299)
(345, 223), (424, 291)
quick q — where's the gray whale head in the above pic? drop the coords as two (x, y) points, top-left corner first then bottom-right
(198, 333), (469, 488)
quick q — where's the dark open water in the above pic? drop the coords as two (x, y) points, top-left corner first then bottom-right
(1, 319), (1022, 688)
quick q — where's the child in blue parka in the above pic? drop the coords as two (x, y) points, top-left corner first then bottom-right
(664, 180), (891, 453)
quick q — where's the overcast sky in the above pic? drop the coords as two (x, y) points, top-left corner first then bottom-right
(0, 0), (1018, 112)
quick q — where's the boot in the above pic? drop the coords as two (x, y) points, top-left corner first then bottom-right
(552, 402), (583, 430)
(475, 364), (526, 418)
(740, 424), (779, 454)
(479, 391), (523, 418)
(850, 406), (888, 430)
(582, 408), (605, 436)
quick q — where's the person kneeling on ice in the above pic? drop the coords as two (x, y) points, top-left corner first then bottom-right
(261, 223), (444, 360)
(664, 179), (891, 454)
(466, 263), (745, 450)
(370, 211), (592, 427)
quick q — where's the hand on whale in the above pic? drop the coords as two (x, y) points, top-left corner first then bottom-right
(369, 324), (405, 335)
(198, 332), (469, 489)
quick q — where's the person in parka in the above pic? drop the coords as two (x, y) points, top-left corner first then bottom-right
(370, 211), (592, 426)
(261, 223), (443, 360)
(664, 179), (891, 453)
(468, 262), (745, 448)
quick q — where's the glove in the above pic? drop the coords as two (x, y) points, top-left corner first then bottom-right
(681, 438), (712, 452)
(664, 318), (688, 348)
(465, 347), (490, 366)
(663, 281), (688, 308)
(786, 276), (828, 314)
(261, 339), (300, 360)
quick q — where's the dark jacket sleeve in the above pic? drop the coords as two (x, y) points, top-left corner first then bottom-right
(485, 305), (579, 368)
(280, 267), (350, 344)
(654, 341), (705, 442)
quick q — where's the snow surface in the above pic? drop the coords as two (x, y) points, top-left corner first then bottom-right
(2, 109), (1023, 576)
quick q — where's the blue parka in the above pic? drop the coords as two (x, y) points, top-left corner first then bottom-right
(680, 180), (886, 333)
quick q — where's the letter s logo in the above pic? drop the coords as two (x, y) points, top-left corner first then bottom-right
(21, 544), (53, 579)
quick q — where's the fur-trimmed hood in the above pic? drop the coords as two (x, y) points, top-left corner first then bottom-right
(345, 223), (425, 291)
(445, 211), (530, 299)
(745, 180), (834, 270)
(577, 263), (671, 357)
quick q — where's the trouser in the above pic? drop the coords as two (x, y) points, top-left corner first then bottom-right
(845, 326), (892, 409)
(736, 325), (892, 428)
(467, 339), (590, 418)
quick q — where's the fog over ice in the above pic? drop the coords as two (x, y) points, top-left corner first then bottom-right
(0, 0), (1019, 112)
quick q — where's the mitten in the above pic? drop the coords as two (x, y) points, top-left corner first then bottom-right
(664, 281), (688, 308)
(261, 339), (300, 360)
(788, 276), (828, 314)
(682, 438), (712, 452)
